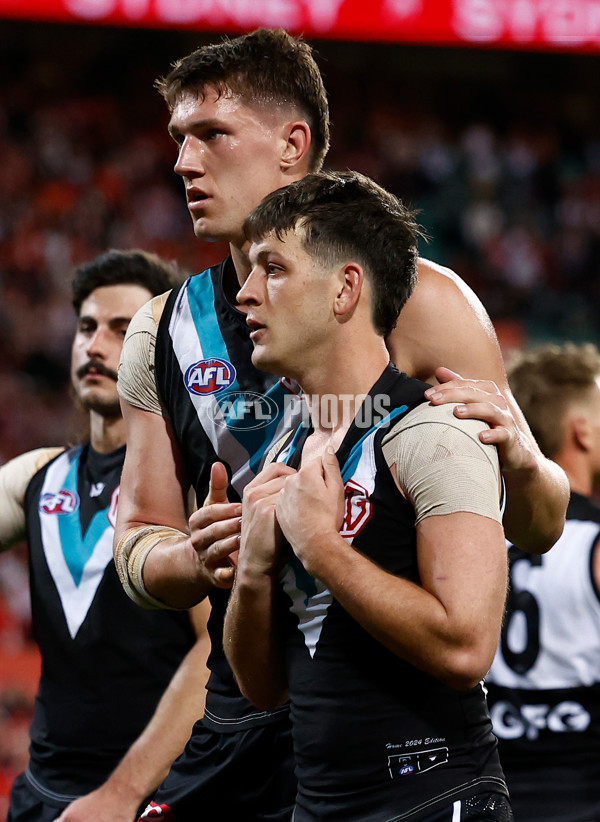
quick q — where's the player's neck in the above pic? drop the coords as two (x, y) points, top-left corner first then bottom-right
(230, 243), (251, 286)
(89, 411), (126, 455)
(298, 336), (390, 438)
(557, 452), (593, 498)
(218, 245), (249, 312)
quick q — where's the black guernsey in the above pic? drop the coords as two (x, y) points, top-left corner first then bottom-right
(276, 365), (508, 822)
(155, 260), (303, 732)
(25, 444), (195, 797)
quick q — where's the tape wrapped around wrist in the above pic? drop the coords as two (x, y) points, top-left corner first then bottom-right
(114, 525), (186, 610)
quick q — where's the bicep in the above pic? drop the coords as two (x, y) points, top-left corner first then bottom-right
(115, 399), (191, 541)
(388, 259), (508, 386)
(417, 512), (508, 633)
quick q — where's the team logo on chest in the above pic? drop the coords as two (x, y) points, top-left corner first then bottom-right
(340, 479), (373, 538)
(185, 357), (237, 395)
(39, 490), (80, 516)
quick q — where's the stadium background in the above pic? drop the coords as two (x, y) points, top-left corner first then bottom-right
(0, 4), (598, 815)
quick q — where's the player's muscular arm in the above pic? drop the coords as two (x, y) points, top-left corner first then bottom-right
(224, 463), (295, 711)
(114, 298), (242, 608)
(114, 399), (212, 609)
(387, 259), (568, 553)
(386, 260), (501, 383)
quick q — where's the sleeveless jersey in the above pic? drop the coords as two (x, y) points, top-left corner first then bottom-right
(486, 492), (600, 822)
(275, 365), (508, 822)
(25, 444), (196, 797)
(154, 261), (304, 732)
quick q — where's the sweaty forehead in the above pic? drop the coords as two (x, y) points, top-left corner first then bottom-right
(169, 88), (233, 124)
(169, 86), (293, 132)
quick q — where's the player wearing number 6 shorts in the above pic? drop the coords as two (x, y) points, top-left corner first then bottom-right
(486, 343), (600, 822)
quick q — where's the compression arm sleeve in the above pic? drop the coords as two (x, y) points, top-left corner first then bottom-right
(381, 402), (502, 525)
(117, 292), (170, 416)
(0, 447), (65, 550)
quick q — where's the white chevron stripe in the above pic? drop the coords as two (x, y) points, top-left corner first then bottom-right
(40, 455), (114, 639)
(280, 431), (378, 658)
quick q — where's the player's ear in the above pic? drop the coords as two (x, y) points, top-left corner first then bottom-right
(280, 121), (312, 172)
(333, 263), (363, 324)
(572, 415), (592, 452)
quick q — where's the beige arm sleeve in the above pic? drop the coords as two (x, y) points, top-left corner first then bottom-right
(382, 403), (501, 525)
(117, 292), (170, 417)
(0, 447), (65, 550)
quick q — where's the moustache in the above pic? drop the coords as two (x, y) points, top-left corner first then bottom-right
(76, 360), (119, 382)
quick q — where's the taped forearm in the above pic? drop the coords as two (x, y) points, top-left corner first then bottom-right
(114, 525), (187, 610)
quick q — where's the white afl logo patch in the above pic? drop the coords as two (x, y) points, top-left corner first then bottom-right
(185, 358), (236, 395)
(340, 479), (373, 537)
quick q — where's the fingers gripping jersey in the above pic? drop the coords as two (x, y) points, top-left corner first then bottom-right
(486, 492), (600, 822)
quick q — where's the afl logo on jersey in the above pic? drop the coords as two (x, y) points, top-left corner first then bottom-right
(340, 479), (373, 538)
(39, 490), (80, 515)
(185, 358), (237, 396)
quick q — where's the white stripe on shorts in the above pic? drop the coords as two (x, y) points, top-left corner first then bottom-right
(452, 800), (462, 822)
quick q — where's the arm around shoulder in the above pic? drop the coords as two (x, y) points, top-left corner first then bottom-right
(388, 258), (568, 553)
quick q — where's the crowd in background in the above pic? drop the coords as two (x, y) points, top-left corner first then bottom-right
(0, 21), (598, 812)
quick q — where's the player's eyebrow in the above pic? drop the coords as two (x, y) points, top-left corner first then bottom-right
(168, 117), (225, 139)
(108, 316), (134, 328)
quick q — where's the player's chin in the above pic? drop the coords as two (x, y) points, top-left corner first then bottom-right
(192, 218), (229, 244)
(251, 347), (283, 377)
(250, 346), (268, 368)
(79, 392), (122, 417)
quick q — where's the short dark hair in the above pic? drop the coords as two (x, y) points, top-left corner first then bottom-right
(71, 249), (182, 315)
(156, 28), (330, 172)
(244, 170), (423, 337)
(508, 342), (600, 459)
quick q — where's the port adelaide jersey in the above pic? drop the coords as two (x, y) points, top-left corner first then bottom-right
(486, 492), (600, 822)
(155, 260), (303, 732)
(25, 445), (195, 796)
(275, 365), (508, 822)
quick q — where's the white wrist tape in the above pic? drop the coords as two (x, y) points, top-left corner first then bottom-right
(114, 525), (187, 610)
